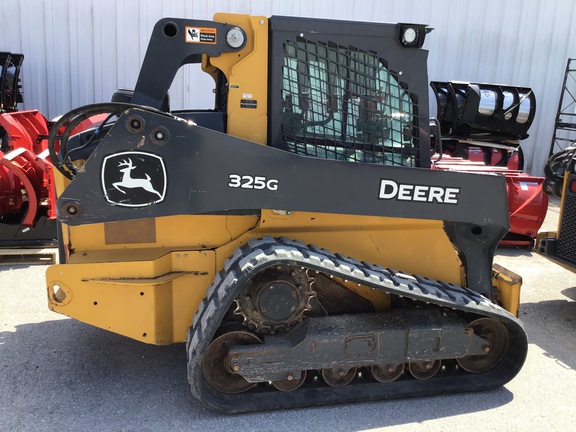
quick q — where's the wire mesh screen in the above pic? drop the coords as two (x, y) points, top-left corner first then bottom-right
(557, 175), (576, 264)
(281, 37), (419, 166)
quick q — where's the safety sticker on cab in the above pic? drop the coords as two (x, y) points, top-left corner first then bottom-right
(185, 27), (217, 44)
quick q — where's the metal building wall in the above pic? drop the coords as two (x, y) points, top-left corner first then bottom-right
(2, 0), (576, 175)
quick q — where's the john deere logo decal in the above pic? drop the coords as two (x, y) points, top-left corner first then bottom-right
(101, 151), (167, 207)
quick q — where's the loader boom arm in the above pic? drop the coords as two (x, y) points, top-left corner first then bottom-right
(131, 18), (246, 109)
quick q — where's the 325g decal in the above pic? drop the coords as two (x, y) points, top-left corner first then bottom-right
(228, 174), (279, 191)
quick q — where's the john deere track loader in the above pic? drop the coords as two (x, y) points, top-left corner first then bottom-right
(45, 13), (527, 413)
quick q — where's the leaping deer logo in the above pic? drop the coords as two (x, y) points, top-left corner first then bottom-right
(113, 159), (163, 199)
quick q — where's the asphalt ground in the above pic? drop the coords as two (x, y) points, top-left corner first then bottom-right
(1, 198), (575, 432)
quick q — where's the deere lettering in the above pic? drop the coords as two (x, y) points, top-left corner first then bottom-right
(379, 179), (460, 204)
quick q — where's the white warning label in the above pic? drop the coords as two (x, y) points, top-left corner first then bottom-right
(185, 27), (217, 44)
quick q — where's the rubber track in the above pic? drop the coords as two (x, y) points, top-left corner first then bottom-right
(187, 236), (528, 413)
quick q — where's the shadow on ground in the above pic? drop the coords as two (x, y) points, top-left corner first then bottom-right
(496, 246), (576, 371)
(0, 317), (516, 432)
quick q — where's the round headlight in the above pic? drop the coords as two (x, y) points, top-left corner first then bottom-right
(403, 27), (417, 45)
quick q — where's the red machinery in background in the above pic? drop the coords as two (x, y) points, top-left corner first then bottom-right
(0, 110), (56, 229)
(0, 52), (58, 246)
(0, 52), (104, 247)
(431, 81), (548, 246)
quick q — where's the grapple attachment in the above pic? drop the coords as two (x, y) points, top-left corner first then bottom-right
(431, 81), (536, 142)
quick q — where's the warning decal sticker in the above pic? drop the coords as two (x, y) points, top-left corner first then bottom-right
(185, 27), (217, 44)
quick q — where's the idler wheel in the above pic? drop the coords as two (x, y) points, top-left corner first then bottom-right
(457, 317), (509, 373)
(272, 371), (307, 392)
(202, 330), (262, 394)
(409, 360), (441, 380)
(322, 367), (357, 387)
(371, 363), (404, 383)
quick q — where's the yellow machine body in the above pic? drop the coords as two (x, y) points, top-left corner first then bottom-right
(48, 213), (469, 344)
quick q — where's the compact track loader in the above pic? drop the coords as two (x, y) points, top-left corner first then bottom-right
(45, 14), (527, 412)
